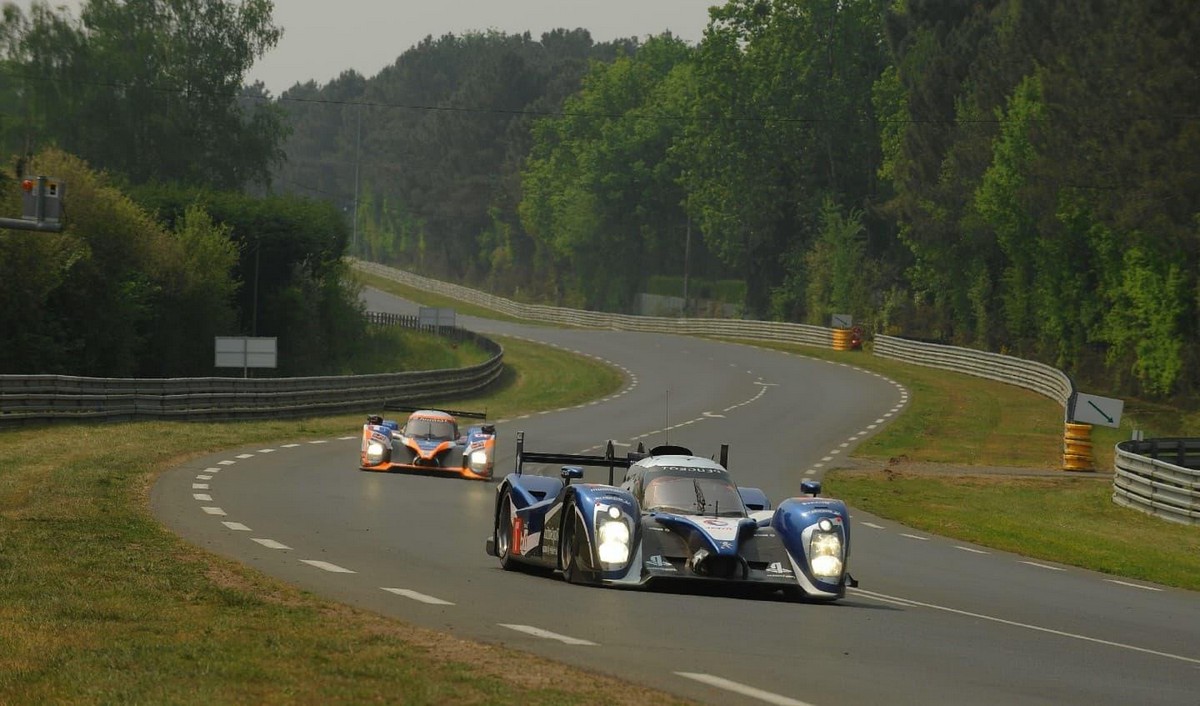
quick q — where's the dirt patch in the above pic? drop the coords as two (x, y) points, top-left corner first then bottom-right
(834, 455), (1110, 480)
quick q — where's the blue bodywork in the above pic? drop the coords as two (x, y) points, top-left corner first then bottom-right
(485, 434), (856, 601)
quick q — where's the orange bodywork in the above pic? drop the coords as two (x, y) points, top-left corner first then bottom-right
(359, 410), (495, 480)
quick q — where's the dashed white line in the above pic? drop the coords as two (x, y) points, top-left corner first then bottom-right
(300, 560), (355, 573)
(192, 483), (209, 490)
(675, 673), (815, 706)
(201, 507), (227, 516)
(236, 453), (255, 459)
(382, 588), (455, 605)
(308, 440), (328, 445)
(222, 521), (251, 531)
(900, 533), (929, 541)
(1105, 579), (1162, 592)
(218, 460), (235, 465)
(1021, 561), (1065, 571)
(281, 443), (300, 448)
(192, 493), (212, 501)
(258, 448), (277, 453)
(498, 624), (596, 646)
(861, 522), (885, 530)
(252, 538), (291, 550)
(955, 546), (990, 554)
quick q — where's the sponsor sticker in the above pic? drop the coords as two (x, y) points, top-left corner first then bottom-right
(645, 555), (676, 571)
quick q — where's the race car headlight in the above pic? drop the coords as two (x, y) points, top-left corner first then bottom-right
(366, 441), (386, 464)
(597, 519), (630, 565)
(809, 530), (843, 579)
(469, 450), (490, 470)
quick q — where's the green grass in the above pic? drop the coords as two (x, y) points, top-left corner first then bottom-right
(340, 325), (492, 375)
(0, 337), (684, 706)
(825, 471), (1200, 591)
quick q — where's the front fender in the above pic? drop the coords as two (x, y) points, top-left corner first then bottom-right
(567, 484), (640, 578)
(772, 497), (851, 598)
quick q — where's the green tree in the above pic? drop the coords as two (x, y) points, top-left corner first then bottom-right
(2, 0), (287, 189)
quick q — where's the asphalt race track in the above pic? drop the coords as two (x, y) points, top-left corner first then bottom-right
(152, 288), (1200, 706)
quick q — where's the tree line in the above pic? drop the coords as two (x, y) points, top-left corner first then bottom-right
(278, 0), (1198, 400)
(1, 1), (1195, 401)
(0, 0), (369, 377)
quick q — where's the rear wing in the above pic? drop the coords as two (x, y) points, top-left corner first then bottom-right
(514, 431), (634, 485)
(383, 402), (487, 420)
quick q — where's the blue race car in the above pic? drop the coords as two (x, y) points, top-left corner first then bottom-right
(484, 432), (858, 601)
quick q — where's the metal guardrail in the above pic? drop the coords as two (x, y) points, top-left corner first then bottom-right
(354, 259), (833, 347)
(872, 335), (1075, 409)
(0, 320), (503, 427)
(1113, 439), (1200, 525)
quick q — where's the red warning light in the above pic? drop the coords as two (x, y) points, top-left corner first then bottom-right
(21, 179), (34, 192)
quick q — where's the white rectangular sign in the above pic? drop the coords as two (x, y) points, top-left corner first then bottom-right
(1072, 392), (1123, 428)
(831, 313), (853, 329)
(215, 337), (278, 369)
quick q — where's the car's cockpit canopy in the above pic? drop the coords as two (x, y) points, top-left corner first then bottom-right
(633, 461), (747, 518)
(403, 415), (458, 441)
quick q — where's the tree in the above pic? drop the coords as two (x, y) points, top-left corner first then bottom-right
(3, 0), (287, 189)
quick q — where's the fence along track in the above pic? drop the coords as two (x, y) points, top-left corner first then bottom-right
(0, 319), (502, 427)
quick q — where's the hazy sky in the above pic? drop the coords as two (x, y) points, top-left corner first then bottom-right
(13, 1), (716, 96)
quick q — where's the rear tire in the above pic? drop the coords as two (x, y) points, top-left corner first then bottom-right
(496, 493), (519, 571)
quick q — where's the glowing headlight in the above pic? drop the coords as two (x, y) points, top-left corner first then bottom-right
(469, 450), (489, 470)
(809, 531), (843, 579)
(366, 441), (385, 464)
(597, 519), (630, 564)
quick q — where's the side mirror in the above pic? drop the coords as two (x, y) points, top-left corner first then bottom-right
(560, 466), (584, 482)
(800, 480), (822, 497)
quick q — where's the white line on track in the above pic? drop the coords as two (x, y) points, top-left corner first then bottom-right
(222, 522), (251, 531)
(196, 474), (212, 480)
(300, 560), (355, 573)
(202, 467), (220, 473)
(382, 588), (455, 605)
(258, 448), (277, 453)
(955, 546), (989, 554)
(192, 493), (212, 501)
(1104, 579), (1162, 591)
(201, 507), (226, 516)
(675, 672), (816, 706)
(860, 522), (885, 529)
(498, 624), (596, 645)
(308, 440), (328, 445)
(236, 453), (255, 459)
(1020, 561), (1065, 571)
(218, 460), (235, 465)
(281, 443), (300, 448)
(251, 538), (291, 550)
(849, 587), (1200, 665)
(900, 533), (929, 541)
(192, 483), (209, 490)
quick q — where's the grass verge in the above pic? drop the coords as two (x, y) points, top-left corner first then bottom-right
(0, 336), (685, 705)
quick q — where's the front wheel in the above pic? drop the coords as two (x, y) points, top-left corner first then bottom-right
(496, 493), (520, 571)
(560, 507), (589, 584)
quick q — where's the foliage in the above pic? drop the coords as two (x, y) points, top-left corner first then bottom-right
(130, 183), (360, 376)
(0, 149), (240, 376)
(0, 0), (287, 189)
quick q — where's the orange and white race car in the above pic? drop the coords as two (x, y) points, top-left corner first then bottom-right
(360, 406), (496, 480)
